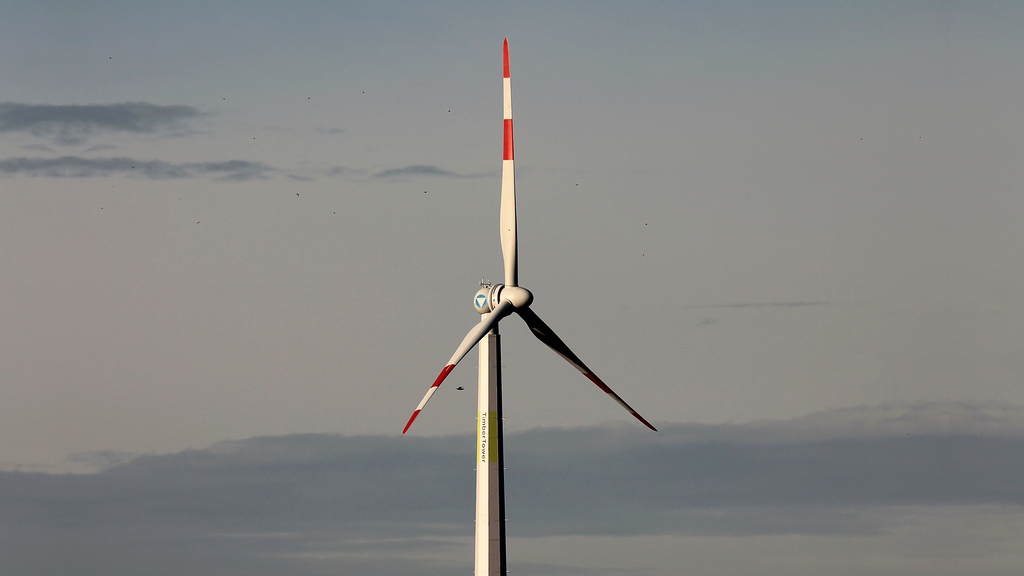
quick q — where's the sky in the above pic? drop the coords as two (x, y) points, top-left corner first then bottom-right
(1, 1), (1023, 574)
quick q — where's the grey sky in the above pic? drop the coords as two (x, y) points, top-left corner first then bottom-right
(1, 1), (1023, 573)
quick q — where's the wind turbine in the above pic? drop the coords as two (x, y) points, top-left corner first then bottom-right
(403, 38), (656, 576)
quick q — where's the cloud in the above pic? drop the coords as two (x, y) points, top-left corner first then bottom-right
(325, 165), (366, 177)
(20, 143), (54, 153)
(373, 164), (492, 179)
(0, 102), (204, 144)
(64, 450), (139, 473)
(2, 402), (1023, 574)
(512, 562), (642, 576)
(687, 301), (830, 309)
(0, 156), (272, 181)
(83, 144), (118, 153)
(276, 165), (365, 181)
(494, 401), (1024, 537)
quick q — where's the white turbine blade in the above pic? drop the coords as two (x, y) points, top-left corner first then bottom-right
(403, 300), (514, 434)
(500, 37), (518, 287)
(516, 307), (657, 431)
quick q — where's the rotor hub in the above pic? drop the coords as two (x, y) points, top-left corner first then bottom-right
(474, 283), (533, 313)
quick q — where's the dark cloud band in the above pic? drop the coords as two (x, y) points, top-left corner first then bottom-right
(0, 102), (203, 144)
(0, 156), (271, 181)
(373, 164), (491, 178)
(3, 403), (1021, 574)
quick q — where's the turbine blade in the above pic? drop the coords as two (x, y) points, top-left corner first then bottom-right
(403, 300), (514, 434)
(500, 37), (518, 287)
(516, 307), (657, 431)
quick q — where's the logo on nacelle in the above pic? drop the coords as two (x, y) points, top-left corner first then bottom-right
(475, 294), (488, 309)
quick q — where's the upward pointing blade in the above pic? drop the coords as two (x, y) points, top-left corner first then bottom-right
(403, 300), (514, 434)
(500, 37), (518, 287)
(516, 307), (657, 431)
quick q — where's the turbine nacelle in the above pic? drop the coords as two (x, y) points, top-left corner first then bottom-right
(474, 283), (533, 314)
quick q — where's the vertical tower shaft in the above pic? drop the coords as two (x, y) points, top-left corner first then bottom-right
(475, 324), (506, 576)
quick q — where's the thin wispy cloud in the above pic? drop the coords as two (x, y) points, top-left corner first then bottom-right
(83, 143), (119, 153)
(325, 165), (365, 177)
(0, 156), (272, 181)
(511, 563), (641, 576)
(373, 164), (492, 179)
(20, 143), (54, 153)
(0, 102), (204, 144)
(687, 301), (830, 310)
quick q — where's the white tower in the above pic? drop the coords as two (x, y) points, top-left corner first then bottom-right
(475, 324), (505, 575)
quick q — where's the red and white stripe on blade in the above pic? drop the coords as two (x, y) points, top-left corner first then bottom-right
(403, 300), (515, 434)
(500, 37), (518, 288)
(516, 307), (657, 431)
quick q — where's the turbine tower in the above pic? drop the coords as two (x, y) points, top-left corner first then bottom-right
(403, 38), (656, 576)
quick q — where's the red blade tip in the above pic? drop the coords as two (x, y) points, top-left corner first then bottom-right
(402, 410), (421, 435)
(636, 414), (658, 432)
(503, 38), (510, 78)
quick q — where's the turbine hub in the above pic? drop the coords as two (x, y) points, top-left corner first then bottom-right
(502, 285), (533, 308)
(474, 284), (533, 314)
